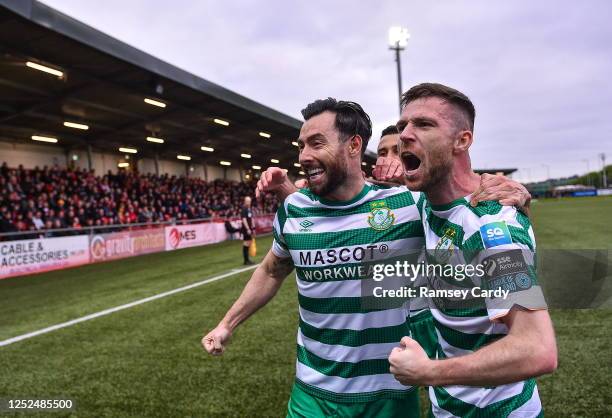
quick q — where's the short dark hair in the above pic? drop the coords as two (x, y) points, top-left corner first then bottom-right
(400, 83), (475, 131)
(381, 125), (399, 138)
(301, 98), (372, 157)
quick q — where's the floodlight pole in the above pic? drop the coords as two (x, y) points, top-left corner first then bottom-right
(601, 153), (607, 188)
(395, 42), (403, 115)
(390, 41), (404, 116)
(542, 164), (551, 181)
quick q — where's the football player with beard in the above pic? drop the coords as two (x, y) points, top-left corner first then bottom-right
(204, 97), (531, 417)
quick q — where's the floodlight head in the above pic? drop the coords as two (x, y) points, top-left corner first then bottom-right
(388, 26), (410, 48)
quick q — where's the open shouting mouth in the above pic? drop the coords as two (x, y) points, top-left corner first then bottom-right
(401, 151), (422, 175)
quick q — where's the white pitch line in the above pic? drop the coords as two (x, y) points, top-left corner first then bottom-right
(0, 264), (259, 348)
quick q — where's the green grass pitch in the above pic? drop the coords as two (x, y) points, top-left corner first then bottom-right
(0, 196), (610, 417)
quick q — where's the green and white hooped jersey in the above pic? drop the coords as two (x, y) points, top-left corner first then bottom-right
(271, 183), (424, 403)
(422, 196), (544, 417)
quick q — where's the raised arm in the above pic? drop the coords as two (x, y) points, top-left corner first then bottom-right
(255, 167), (299, 203)
(371, 159), (532, 213)
(389, 308), (557, 387)
(202, 249), (294, 355)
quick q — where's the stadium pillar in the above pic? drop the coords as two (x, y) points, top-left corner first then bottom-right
(87, 144), (93, 171)
(154, 153), (160, 175)
(203, 163), (208, 181)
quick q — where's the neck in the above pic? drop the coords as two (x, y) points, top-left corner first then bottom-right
(323, 173), (366, 202)
(426, 155), (480, 205)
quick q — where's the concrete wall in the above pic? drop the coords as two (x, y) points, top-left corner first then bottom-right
(0, 140), (67, 168)
(137, 158), (157, 175)
(0, 139), (241, 181)
(187, 163), (205, 179)
(0, 140), (123, 174)
(226, 167), (242, 181)
(157, 159), (186, 177)
(70, 149), (129, 175)
(207, 164), (224, 181)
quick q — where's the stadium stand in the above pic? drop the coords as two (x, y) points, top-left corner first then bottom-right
(0, 0), (376, 246)
(0, 161), (278, 238)
(0, 1), (375, 185)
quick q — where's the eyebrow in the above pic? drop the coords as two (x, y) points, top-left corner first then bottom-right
(298, 133), (327, 144)
(413, 116), (437, 125)
(396, 116), (438, 130)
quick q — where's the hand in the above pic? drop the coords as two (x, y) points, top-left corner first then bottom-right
(202, 324), (232, 356)
(256, 167), (290, 198)
(372, 157), (404, 184)
(294, 178), (308, 188)
(470, 174), (531, 209)
(388, 336), (433, 386)
(365, 178), (404, 187)
(256, 167), (299, 201)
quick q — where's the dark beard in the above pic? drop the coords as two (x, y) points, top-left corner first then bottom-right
(419, 155), (452, 193)
(308, 158), (348, 197)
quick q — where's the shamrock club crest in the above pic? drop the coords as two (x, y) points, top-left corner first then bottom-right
(434, 228), (456, 263)
(367, 200), (395, 231)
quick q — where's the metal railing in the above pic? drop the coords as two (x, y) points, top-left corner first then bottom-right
(0, 216), (238, 241)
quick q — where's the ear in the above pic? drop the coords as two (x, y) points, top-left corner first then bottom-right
(453, 130), (473, 154)
(348, 135), (363, 157)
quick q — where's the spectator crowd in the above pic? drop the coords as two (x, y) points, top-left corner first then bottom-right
(0, 162), (279, 238)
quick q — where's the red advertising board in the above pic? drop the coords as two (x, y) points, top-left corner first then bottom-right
(253, 214), (275, 233)
(90, 227), (166, 262)
(164, 223), (227, 250)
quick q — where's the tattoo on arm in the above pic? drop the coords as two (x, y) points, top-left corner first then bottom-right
(265, 254), (294, 279)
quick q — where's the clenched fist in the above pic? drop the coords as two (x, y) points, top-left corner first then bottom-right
(202, 324), (232, 356)
(255, 167), (301, 200)
(372, 156), (404, 184)
(255, 167), (288, 198)
(389, 336), (433, 386)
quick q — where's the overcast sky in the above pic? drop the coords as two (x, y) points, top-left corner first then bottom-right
(41, 0), (611, 182)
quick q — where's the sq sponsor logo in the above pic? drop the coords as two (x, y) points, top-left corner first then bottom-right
(480, 221), (512, 248)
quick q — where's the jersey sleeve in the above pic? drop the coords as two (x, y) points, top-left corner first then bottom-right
(464, 204), (546, 321)
(271, 202), (291, 259)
